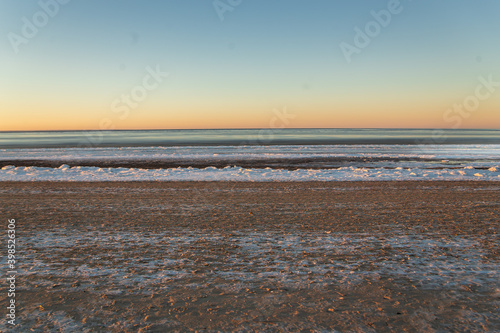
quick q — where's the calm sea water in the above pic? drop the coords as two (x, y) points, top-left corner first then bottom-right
(1, 129), (499, 180)
(0, 129), (499, 148)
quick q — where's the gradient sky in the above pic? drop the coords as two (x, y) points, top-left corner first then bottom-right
(1, 0), (500, 131)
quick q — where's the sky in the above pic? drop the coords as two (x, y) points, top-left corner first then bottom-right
(1, 0), (500, 131)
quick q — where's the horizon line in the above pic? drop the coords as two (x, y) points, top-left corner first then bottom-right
(1, 127), (499, 133)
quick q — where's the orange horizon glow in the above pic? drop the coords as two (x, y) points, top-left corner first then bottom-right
(2, 100), (499, 132)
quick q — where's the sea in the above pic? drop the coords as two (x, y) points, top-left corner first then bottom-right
(0, 129), (499, 181)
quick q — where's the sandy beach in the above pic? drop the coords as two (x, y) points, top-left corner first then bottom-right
(1, 181), (499, 332)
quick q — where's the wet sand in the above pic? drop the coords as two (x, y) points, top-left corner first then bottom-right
(0, 181), (499, 332)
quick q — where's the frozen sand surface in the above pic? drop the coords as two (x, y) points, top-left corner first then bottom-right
(1, 182), (498, 332)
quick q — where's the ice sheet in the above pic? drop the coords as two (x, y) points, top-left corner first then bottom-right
(1, 164), (499, 181)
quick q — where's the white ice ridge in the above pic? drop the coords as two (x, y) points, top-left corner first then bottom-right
(0, 165), (499, 181)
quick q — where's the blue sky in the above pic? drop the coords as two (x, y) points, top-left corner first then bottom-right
(1, 0), (499, 130)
